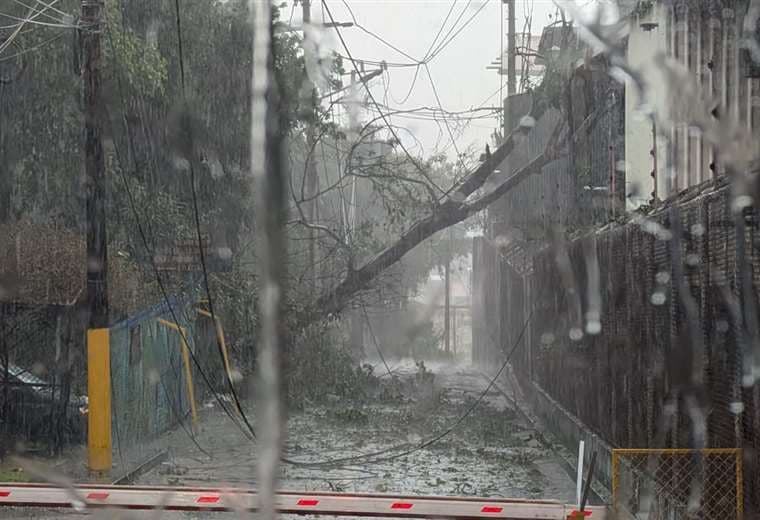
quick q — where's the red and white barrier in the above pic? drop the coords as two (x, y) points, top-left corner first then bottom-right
(0, 483), (606, 519)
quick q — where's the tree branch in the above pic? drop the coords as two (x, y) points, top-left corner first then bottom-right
(316, 116), (564, 317)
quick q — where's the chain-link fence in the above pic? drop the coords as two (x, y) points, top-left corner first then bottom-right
(473, 177), (760, 513)
(611, 448), (742, 519)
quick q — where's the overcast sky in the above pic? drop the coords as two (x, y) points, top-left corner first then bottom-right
(291, 0), (567, 162)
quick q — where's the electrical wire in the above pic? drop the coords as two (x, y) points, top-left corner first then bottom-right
(172, 0), (259, 441)
(423, 63), (464, 165)
(0, 0), (61, 55)
(103, 10), (254, 447)
(286, 307), (535, 468)
(396, 0), (458, 105)
(323, 0), (447, 198)
(10, 0), (67, 24)
(425, 0), (488, 62)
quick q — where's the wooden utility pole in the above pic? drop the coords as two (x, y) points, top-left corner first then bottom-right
(82, 0), (111, 473)
(83, 0), (108, 329)
(506, 0), (516, 95)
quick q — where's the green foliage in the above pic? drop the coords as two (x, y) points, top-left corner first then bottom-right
(287, 322), (380, 406)
(104, 0), (167, 98)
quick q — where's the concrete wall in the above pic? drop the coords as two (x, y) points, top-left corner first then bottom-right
(625, 3), (669, 208)
(513, 373), (614, 500)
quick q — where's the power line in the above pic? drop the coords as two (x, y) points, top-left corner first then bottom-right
(390, 0), (457, 105)
(426, 0), (488, 62)
(423, 63), (465, 163)
(287, 308), (535, 468)
(323, 0), (447, 198)
(172, 0), (259, 441)
(421, 0), (458, 64)
(103, 8), (254, 447)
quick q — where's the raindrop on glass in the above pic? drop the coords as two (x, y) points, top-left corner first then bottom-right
(729, 401), (744, 414)
(519, 115), (536, 129)
(716, 320), (729, 333)
(540, 332), (555, 346)
(732, 195), (753, 212)
(655, 271), (670, 284)
(72, 500), (86, 512)
(569, 328), (583, 341)
(651, 291), (666, 305)
(690, 223), (705, 236)
(686, 253), (700, 266)
(494, 235), (510, 248)
(586, 320), (602, 335)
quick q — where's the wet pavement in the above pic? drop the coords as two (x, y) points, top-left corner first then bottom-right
(0, 361), (579, 518)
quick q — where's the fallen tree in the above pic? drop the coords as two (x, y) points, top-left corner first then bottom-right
(318, 103), (566, 316)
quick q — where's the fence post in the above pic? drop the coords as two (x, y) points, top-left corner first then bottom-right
(611, 450), (619, 512)
(736, 448), (743, 519)
(157, 319), (199, 432)
(87, 328), (111, 473)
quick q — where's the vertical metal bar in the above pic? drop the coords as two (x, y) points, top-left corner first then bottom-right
(177, 327), (198, 432)
(157, 319), (198, 431)
(506, 0), (516, 96)
(87, 328), (112, 472)
(736, 448), (743, 519)
(611, 450), (619, 512)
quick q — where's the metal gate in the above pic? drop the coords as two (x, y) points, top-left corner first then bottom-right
(611, 448), (742, 519)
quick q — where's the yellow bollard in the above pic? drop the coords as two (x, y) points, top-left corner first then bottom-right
(87, 328), (112, 473)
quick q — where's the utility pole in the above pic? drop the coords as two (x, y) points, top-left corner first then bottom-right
(506, 0), (516, 95)
(302, 0), (320, 296)
(82, 0), (111, 473)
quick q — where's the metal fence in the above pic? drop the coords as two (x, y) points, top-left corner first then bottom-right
(475, 177), (760, 514)
(611, 448), (742, 519)
(110, 294), (206, 452)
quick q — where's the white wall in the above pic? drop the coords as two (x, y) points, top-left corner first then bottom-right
(625, 4), (669, 209)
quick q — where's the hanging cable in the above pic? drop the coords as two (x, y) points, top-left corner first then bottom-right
(172, 0), (258, 440)
(323, 0), (447, 199)
(103, 7), (254, 446)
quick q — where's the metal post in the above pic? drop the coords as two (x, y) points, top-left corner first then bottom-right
(444, 230), (451, 353)
(157, 319), (199, 432)
(506, 0), (516, 95)
(82, 0), (110, 474)
(452, 307), (457, 354)
(303, 0), (319, 295)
